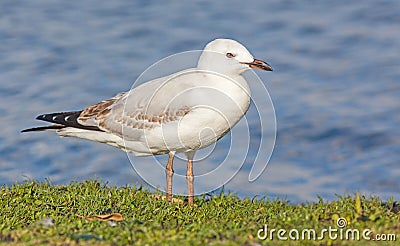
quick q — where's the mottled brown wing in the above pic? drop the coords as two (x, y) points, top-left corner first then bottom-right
(78, 92), (126, 126)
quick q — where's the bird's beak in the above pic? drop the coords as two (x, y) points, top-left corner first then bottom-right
(242, 59), (273, 71)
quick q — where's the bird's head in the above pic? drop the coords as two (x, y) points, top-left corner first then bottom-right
(198, 38), (273, 74)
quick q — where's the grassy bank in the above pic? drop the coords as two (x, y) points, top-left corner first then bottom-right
(0, 180), (399, 245)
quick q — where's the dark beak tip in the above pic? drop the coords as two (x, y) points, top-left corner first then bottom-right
(250, 59), (273, 71)
(262, 61), (273, 72)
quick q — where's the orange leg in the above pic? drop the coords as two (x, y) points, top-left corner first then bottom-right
(165, 152), (174, 201)
(186, 159), (194, 206)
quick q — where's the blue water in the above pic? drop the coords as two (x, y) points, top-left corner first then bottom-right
(1, 0), (399, 202)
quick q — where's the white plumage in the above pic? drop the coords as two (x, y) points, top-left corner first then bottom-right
(23, 38), (273, 206)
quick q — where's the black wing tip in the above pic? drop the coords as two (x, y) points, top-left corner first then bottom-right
(35, 114), (46, 120)
(35, 111), (83, 123)
(21, 125), (65, 133)
(28, 111), (104, 132)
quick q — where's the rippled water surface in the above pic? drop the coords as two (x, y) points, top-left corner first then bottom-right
(1, 0), (399, 202)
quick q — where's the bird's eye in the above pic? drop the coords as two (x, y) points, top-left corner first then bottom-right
(226, 52), (235, 58)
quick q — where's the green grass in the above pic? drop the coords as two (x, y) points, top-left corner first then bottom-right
(0, 180), (399, 245)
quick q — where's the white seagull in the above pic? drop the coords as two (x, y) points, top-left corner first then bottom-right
(22, 38), (273, 206)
